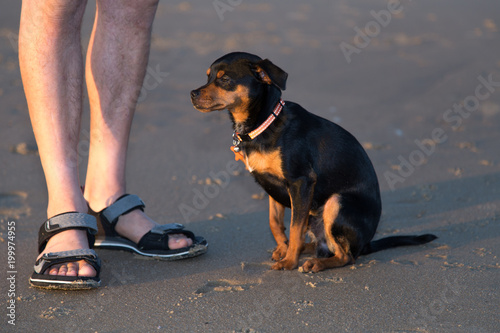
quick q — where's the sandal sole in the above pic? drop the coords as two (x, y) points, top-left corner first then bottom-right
(29, 276), (101, 290)
(94, 238), (208, 261)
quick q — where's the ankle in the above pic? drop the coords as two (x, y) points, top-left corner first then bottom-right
(47, 197), (88, 219)
(84, 187), (125, 213)
(84, 155), (127, 212)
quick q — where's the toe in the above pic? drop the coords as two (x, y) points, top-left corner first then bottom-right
(49, 265), (62, 276)
(271, 259), (297, 270)
(168, 234), (193, 249)
(272, 245), (287, 261)
(302, 259), (323, 273)
(271, 262), (283, 270)
(65, 262), (78, 277)
(301, 262), (312, 273)
(77, 261), (97, 277)
(45, 260), (96, 277)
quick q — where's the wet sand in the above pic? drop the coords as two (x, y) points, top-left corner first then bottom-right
(1, 1), (499, 332)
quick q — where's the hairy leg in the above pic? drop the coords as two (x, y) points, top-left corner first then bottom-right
(83, 0), (191, 248)
(19, 0), (95, 276)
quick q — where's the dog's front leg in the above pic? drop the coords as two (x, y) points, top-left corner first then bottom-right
(269, 196), (288, 261)
(272, 175), (316, 270)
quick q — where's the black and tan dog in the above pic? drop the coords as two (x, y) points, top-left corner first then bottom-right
(191, 52), (436, 272)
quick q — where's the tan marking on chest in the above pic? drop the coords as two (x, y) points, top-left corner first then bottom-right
(245, 149), (285, 179)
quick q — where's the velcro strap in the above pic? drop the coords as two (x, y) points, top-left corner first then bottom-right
(41, 249), (99, 259)
(45, 213), (98, 235)
(149, 223), (185, 235)
(34, 249), (100, 274)
(101, 194), (145, 225)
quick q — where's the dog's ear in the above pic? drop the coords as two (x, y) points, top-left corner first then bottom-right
(251, 59), (288, 91)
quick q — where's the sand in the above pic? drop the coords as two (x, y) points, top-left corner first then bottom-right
(1, 1), (499, 332)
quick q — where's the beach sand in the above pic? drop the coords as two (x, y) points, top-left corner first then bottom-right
(1, 1), (499, 332)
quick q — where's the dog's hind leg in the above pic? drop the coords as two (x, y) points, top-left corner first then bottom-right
(301, 194), (354, 273)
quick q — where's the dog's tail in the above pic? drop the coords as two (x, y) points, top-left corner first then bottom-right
(360, 234), (437, 256)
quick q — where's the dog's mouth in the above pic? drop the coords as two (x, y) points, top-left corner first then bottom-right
(192, 102), (226, 113)
(191, 98), (226, 112)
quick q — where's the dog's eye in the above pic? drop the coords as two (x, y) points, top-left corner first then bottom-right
(219, 75), (231, 83)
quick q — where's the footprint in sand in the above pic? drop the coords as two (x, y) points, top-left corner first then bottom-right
(39, 306), (72, 320)
(195, 279), (261, 295)
(10, 142), (38, 155)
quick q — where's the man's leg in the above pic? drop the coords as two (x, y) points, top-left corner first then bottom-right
(19, 0), (95, 277)
(84, 0), (192, 248)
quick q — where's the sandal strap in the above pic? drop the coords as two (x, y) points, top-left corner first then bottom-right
(150, 223), (185, 234)
(34, 249), (100, 274)
(137, 224), (195, 251)
(44, 212), (97, 233)
(101, 194), (145, 227)
(38, 212), (98, 253)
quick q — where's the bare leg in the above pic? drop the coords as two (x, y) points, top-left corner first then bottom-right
(19, 0), (95, 277)
(83, 0), (191, 248)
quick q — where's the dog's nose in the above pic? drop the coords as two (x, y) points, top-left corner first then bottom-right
(190, 90), (200, 99)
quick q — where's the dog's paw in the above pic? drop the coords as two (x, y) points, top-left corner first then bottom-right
(271, 244), (288, 261)
(271, 258), (298, 271)
(301, 259), (325, 273)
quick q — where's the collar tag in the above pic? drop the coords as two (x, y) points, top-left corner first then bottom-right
(230, 145), (245, 162)
(232, 132), (242, 152)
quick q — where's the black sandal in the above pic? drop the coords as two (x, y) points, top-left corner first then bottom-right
(90, 194), (208, 260)
(29, 212), (101, 290)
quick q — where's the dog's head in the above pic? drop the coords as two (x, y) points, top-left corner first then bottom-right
(190, 52), (287, 115)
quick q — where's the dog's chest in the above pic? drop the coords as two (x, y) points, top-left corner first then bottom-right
(240, 148), (291, 207)
(243, 148), (285, 179)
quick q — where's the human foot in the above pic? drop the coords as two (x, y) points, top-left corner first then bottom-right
(37, 229), (96, 277)
(85, 190), (193, 250)
(30, 212), (101, 289)
(113, 209), (193, 249)
(89, 194), (207, 260)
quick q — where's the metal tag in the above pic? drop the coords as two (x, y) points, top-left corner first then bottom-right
(232, 132), (242, 152)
